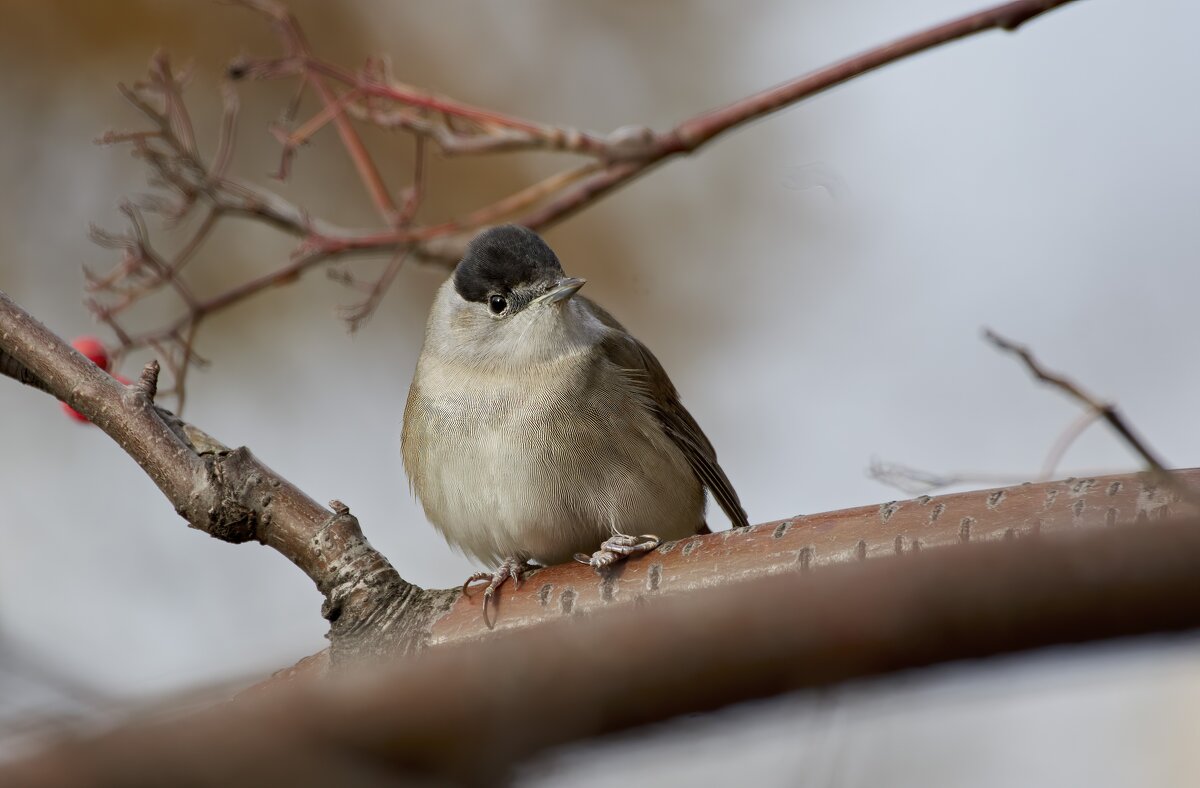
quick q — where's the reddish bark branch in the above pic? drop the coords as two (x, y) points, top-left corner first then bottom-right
(5, 515), (1198, 785)
(6, 282), (1200, 785)
(86, 0), (1085, 405)
(11, 279), (1191, 665)
(665, 0), (1081, 155)
(405, 466), (1200, 644)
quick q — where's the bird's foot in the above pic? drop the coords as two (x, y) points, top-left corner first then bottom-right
(462, 557), (528, 629)
(575, 533), (661, 573)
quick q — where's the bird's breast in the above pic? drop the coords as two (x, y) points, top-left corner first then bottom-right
(402, 353), (703, 566)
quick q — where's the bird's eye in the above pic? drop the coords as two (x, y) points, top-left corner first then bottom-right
(488, 294), (508, 315)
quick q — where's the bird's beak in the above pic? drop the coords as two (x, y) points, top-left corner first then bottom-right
(533, 276), (586, 306)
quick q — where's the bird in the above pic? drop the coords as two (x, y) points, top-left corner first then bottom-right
(402, 224), (749, 625)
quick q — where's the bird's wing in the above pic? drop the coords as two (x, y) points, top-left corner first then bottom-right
(584, 296), (750, 530)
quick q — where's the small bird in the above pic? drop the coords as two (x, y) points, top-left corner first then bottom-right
(402, 225), (748, 624)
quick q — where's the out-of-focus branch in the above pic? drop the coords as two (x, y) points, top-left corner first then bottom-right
(5, 515), (1199, 786)
(868, 458), (1044, 495)
(86, 0), (1086, 407)
(867, 457), (1125, 496)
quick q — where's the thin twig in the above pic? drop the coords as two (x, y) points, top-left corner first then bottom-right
(869, 459), (1041, 495)
(1040, 409), (1103, 479)
(338, 247), (411, 332)
(867, 457), (1126, 496)
(984, 328), (1197, 505)
(87, 0), (1087, 408)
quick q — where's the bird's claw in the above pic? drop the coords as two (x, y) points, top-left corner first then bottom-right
(575, 533), (661, 573)
(462, 557), (526, 629)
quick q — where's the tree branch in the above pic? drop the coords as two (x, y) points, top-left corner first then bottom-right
(86, 0), (1087, 406)
(984, 328), (1198, 506)
(8, 285), (1192, 665)
(5, 514), (1199, 785)
(0, 289), (438, 661)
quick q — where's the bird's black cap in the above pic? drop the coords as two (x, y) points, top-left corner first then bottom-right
(454, 225), (564, 303)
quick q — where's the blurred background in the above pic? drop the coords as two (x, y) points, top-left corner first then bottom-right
(1, 0), (1198, 783)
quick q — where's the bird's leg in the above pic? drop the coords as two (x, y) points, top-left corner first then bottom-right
(575, 533), (661, 573)
(462, 556), (528, 629)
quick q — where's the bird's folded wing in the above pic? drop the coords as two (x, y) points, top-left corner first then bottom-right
(585, 297), (750, 530)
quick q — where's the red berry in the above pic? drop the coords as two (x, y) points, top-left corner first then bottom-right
(61, 373), (131, 425)
(61, 401), (89, 423)
(71, 336), (110, 371)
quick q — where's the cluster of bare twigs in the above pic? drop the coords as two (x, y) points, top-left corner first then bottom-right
(82, 0), (1083, 410)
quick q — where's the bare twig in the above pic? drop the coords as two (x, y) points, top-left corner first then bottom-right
(869, 405), (1113, 496)
(337, 248), (412, 332)
(983, 329), (1197, 506)
(1040, 408), (1104, 479)
(85, 0), (1085, 406)
(873, 328), (1182, 498)
(868, 459), (1043, 495)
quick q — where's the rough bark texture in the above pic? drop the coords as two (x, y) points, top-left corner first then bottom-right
(0, 289), (433, 661)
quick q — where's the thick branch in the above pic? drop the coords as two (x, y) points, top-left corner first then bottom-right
(422, 466), (1199, 644)
(270, 466), (1199, 686)
(6, 281), (1196, 657)
(0, 290), (210, 506)
(6, 515), (1200, 785)
(13, 285), (1194, 671)
(0, 290), (431, 659)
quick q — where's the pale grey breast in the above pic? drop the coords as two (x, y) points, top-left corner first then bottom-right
(403, 349), (704, 566)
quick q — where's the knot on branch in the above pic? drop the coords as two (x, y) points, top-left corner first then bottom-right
(315, 500), (400, 623)
(193, 447), (273, 544)
(310, 499), (441, 662)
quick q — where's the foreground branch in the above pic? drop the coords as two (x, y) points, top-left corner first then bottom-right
(6, 516), (1199, 785)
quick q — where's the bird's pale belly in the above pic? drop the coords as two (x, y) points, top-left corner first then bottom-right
(404, 362), (705, 566)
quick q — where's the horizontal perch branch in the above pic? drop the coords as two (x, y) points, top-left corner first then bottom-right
(7, 514), (1200, 784)
(5, 283), (1198, 668)
(426, 466), (1197, 643)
